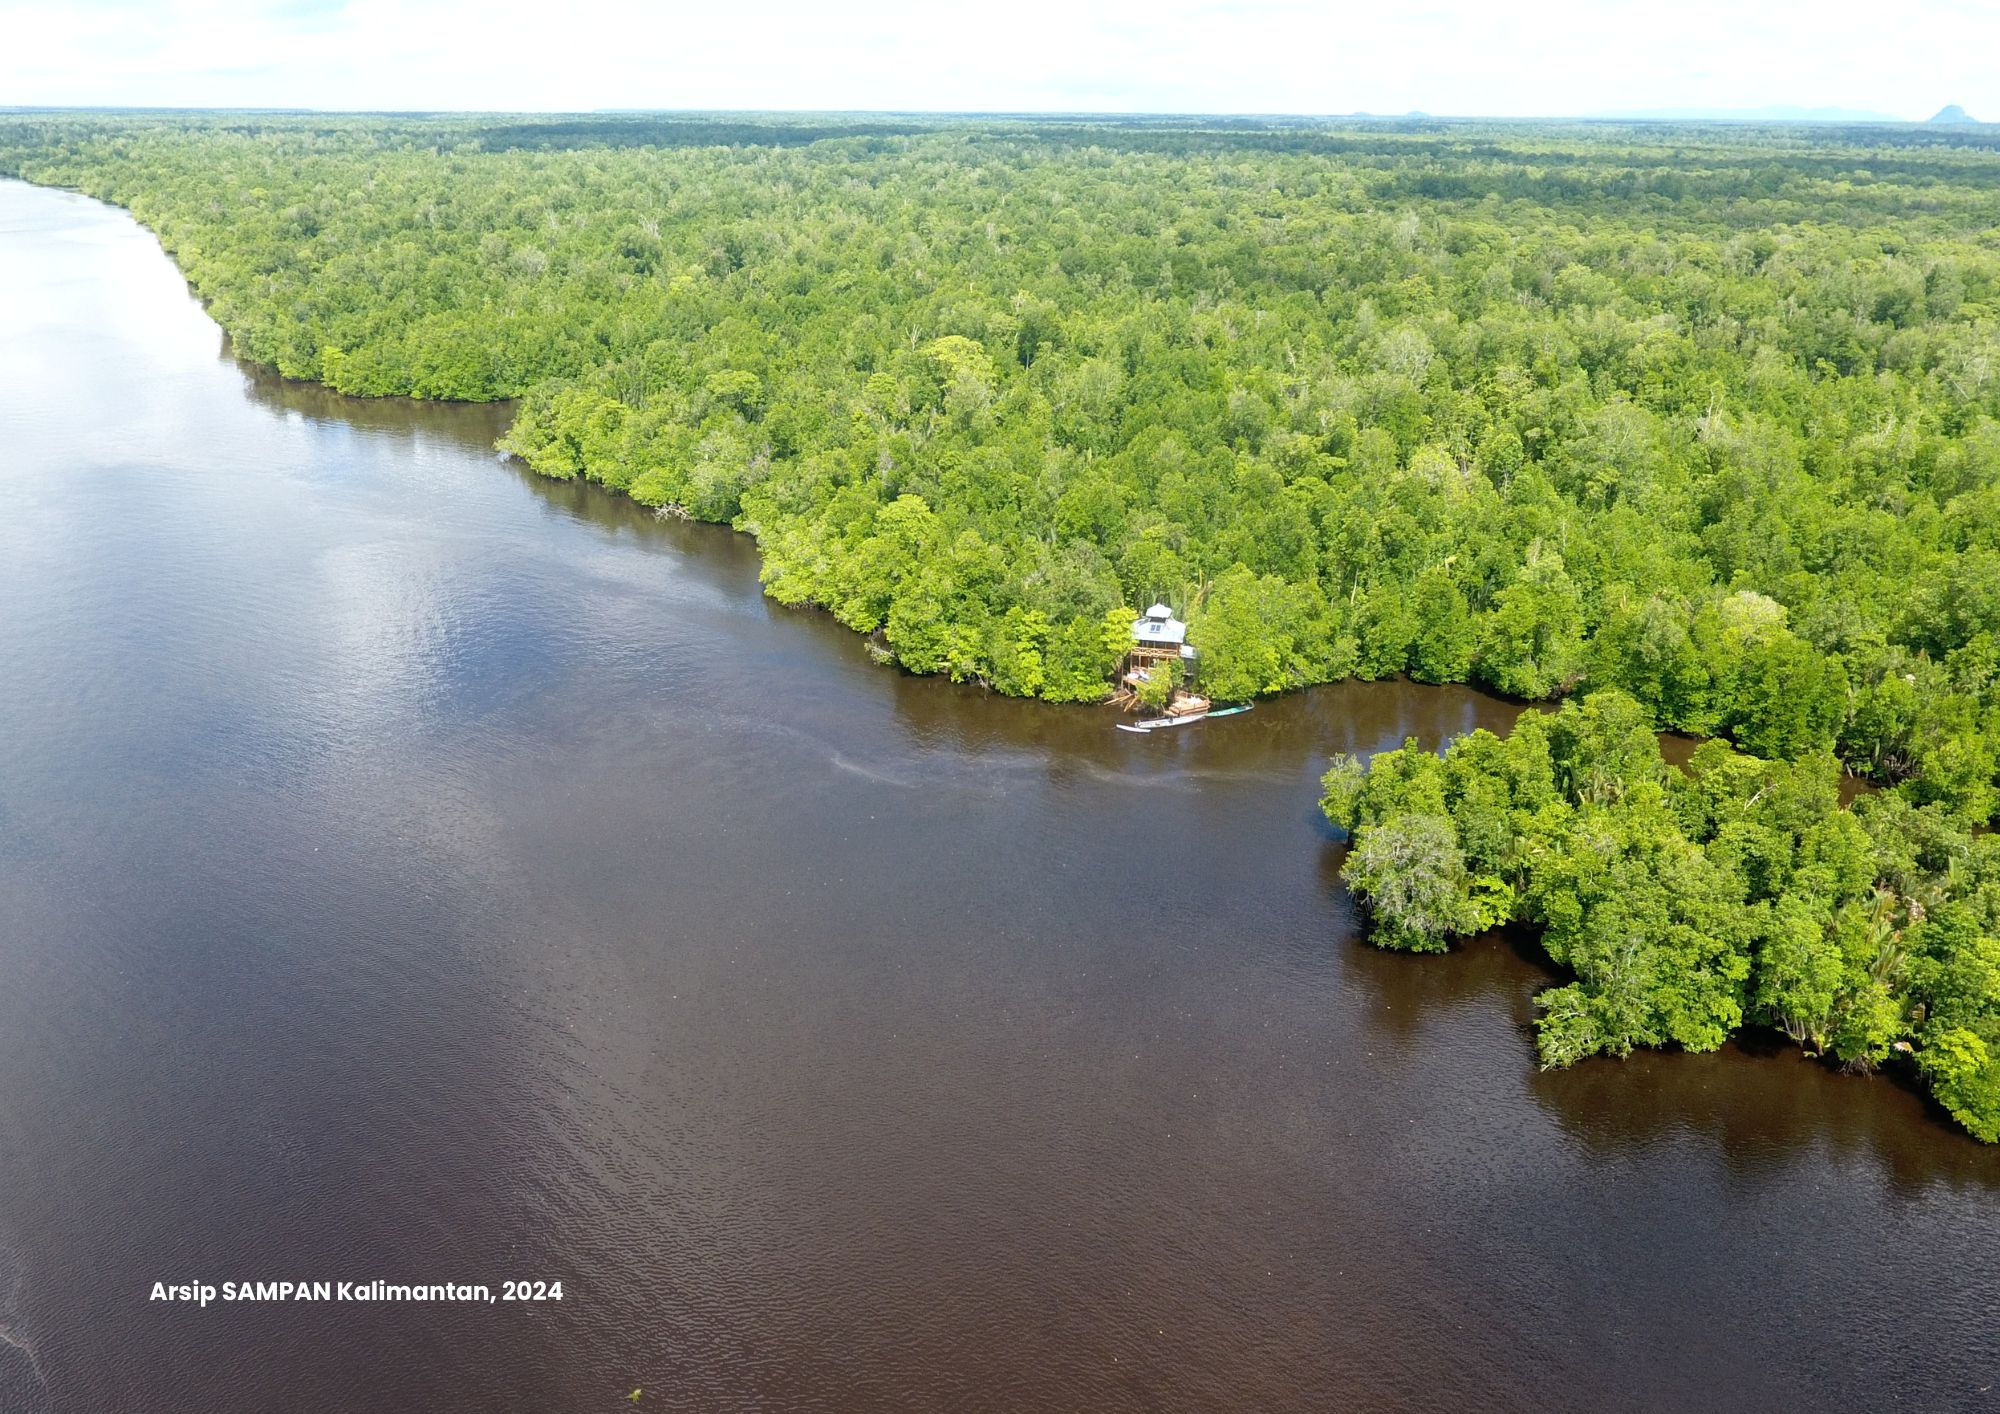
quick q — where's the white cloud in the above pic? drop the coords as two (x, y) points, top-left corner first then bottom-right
(0, 0), (1993, 119)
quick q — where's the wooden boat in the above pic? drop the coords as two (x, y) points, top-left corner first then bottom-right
(1122, 711), (1206, 731)
(1116, 702), (1251, 734)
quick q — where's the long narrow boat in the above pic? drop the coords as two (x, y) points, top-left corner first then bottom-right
(1115, 702), (1252, 734)
(1118, 711), (1206, 733)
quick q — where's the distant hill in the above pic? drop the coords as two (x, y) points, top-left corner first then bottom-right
(1929, 104), (1979, 123)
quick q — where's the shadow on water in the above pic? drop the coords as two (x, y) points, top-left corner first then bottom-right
(1530, 1039), (2000, 1192)
(232, 347), (518, 447)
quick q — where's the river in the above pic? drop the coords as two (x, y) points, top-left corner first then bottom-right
(0, 179), (1994, 1413)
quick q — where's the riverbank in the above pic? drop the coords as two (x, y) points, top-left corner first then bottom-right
(1328, 690), (2000, 1141)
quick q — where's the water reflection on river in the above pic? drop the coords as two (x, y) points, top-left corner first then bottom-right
(0, 180), (1993, 1414)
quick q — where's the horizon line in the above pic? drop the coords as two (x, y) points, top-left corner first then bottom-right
(0, 104), (1977, 126)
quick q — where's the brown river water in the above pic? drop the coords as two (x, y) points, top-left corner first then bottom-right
(0, 180), (1994, 1413)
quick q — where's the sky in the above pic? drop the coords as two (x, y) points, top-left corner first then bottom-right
(2, 0), (1994, 120)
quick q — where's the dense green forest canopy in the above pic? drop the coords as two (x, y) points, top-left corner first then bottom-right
(6, 110), (1999, 1138)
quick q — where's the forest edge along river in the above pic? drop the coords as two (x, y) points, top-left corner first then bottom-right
(0, 179), (1996, 1412)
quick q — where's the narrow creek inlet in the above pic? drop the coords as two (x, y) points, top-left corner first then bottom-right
(0, 179), (1995, 1413)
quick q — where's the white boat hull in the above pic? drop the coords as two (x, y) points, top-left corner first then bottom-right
(1122, 712), (1207, 732)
